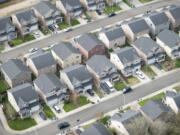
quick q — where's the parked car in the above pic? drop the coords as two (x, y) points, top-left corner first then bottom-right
(100, 82), (110, 94)
(135, 70), (145, 79)
(108, 13), (116, 17)
(96, 10), (102, 15)
(104, 81), (116, 92)
(39, 111), (47, 120)
(28, 48), (38, 53)
(53, 105), (61, 113)
(123, 87), (132, 94)
(58, 122), (70, 130)
(87, 89), (95, 96)
(65, 28), (73, 32)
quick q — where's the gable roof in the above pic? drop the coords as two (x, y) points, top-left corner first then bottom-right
(172, 93), (180, 109)
(149, 12), (169, 26)
(169, 6), (180, 21)
(52, 42), (80, 60)
(60, 0), (82, 9)
(103, 27), (125, 41)
(0, 59), (31, 80)
(0, 16), (14, 33)
(9, 83), (39, 108)
(134, 37), (163, 55)
(81, 122), (112, 135)
(128, 18), (149, 33)
(30, 51), (56, 70)
(75, 33), (104, 51)
(157, 29), (180, 48)
(34, 74), (66, 95)
(141, 100), (170, 121)
(86, 55), (116, 75)
(114, 47), (140, 65)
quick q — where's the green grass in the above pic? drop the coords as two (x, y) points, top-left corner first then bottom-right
(63, 96), (90, 112)
(40, 28), (51, 35)
(0, 45), (5, 53)
(104, 5), (122, 14)
(141, 65), (156, 79)
(139, 0), (153, 3)
(9, 34), (35, 46)
(8, 118), (37, 131)
(43, 104), (55, 119)
(71, 19), (80, 26)
(99, 116), (110, 125)
(175, 59), (180, 68)
(114, 82), (126, 91)
(173, 86), (180, 92)
(127, 76), (140, 86)
(138, 92), (165, 106)
(0, 80), (9, 94)
(160, 56), (175, 71)
(58, 21), (69, 30)
(123, 0), (133, 7)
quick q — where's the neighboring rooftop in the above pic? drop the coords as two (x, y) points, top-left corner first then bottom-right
(0, 16), (14, 33)
(149, 11), (169, 25)
(60, 0), (82, 9)
(169, 6), (180, 21)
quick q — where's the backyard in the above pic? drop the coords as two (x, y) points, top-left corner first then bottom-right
(114, 82), (126, 91)
(141, 65), (156, 79)
(0, 80), (9, 94)
(104, 5), (122, 14)
(42, 104), (55, 119)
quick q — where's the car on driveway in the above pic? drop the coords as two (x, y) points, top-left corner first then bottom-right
(58, 122), (70, 130)
(28, 48), (38, 53)
(87, 89), (95, 96)
(108, 13), (116, 17)
(135, 70), (145, 79)
(96, 10), (102, 15)
(53, 105), (61, 113)
(39, 111), (47, 120)
(123, 87), (133, 94)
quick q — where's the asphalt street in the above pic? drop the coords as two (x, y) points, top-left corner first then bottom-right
(0, 0), (179, 62)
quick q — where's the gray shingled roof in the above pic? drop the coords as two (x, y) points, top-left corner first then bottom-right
(149, 12), (169, 26)
(114, 47), (140, 65)
(52, 42), (80, 60)
(34, 74), (66, 95)
(173, 93), (180, 108)
(169, 6), (180, 21)
(30, 52), (56, 70)
(0, 59), (31, 80)
(33, 1), (60, 18)
(76, 33), (104, 51)
(141, 100), (170, 121)
(0, 16), (14, 33)
(81, 122), (112, 135)
(63, 64), (92, 84)
(60, 0), (82, 9)
(86, 55), (116, 75)
(104, 27), (125, 41)
(134, 37), (163, 55)
(111, 110), (142, 124)
(9, 83), (39, 108)
(157, 29), (180, 48)
(128, 18), (149, 33)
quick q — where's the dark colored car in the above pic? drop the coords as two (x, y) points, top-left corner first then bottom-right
(87, 89), (95, 96)
(100, 83), (110, 94)
(39, 112), (47, 120)
(123, 87), (132, 94)
(58, 122), (70, 130)
(96, 10), (102, 15)
(108, 13), (116, 17)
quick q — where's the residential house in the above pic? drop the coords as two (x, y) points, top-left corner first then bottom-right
(122, 18), (150, 42)
(80, 0), (105, 12)
(80, 122), (112, 135)
(34, 74), (68, 106)
(86, 55), (120, 86)
(133, 37), (165, 65)
(7, 83), (40, 118)
(98, 26), (126, 49)
(165, 5), (180, 31)
(164, 91), (180, 114)
(144, 11), (170, 37)
(51, 42), (81, 68)
(110, 47), (141, 77)
(60, 64), (93, 93)
(140, 100), (171, 122)
(0, 59), (31, 88)
(109, 110), (143, 135)
(26, 51), (56, 77)
(12, 9), (38, 36)
(156, 29), (180, 59)
(106, 0), (122, 6)
(0, 16), (17, 42)
(56, 0), (83, 19)
(33, 1), (63, 27)
(74, 33), (105, 59)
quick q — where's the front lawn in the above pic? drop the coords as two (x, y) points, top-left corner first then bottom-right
(8, 118), (37, 131)
(40, 28), (51, 35)
(141, 65), (156, 79)
(99, 115), (110, 125)
(139, 0), (153, 3)
(175, 59), (180, 68)
(58, 21), (69, 30)
(63, 96), (90, 112)
(138, 92), (165, 106)
(9, 34), (35, 46)
(114, 82), (126, 91)
(173, 86), (180, 92)
(104, 5), (122, 14)
(160, 56), (175, 71)
(0, 45), (5, 53)
(0, 80), (9, 94)
(123, 0), (133, 7)
(126, 76), (140, 86)
(43, 104), (55, 119)
(71, 19), (80, 26)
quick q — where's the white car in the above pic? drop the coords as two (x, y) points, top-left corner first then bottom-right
(28, 48), (38, 53)
(53, 105), (61, 113)
(135, 70), (145, 79)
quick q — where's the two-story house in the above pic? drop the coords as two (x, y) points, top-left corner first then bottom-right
(56, 0), (83, 19)
(33, 1), (63, 27)
(12, 9), (38, 36)
(60, 64), (93, 94)
(156, 29), (180, 59)
(122, 18), (150, 43)
(74, 33), (105, 59)
(133, 37), (165, 65)
(7, 83), (41, 119)
(51, 42), (81, 68)
(0, 16), (17, 42)
(26, 51), (56, 77)
(144, 11), (170, 37)
(34, 74), (68, 106)
(98, 26), (126, 49)
(86, 55), (120, 86)
(0, 59), (32, 88)
(110, 47), (141, 77)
